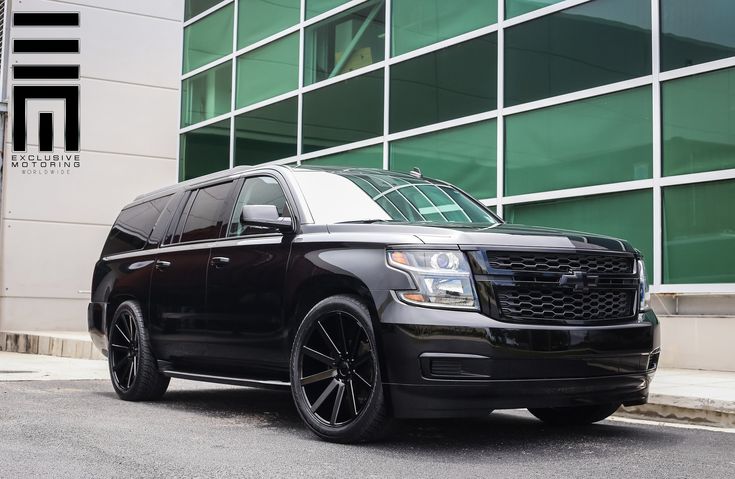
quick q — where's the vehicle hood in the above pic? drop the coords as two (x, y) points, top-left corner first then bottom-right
(325, 223), (636, 253)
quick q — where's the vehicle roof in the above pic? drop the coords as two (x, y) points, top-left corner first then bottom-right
(131, 164), (439, 204)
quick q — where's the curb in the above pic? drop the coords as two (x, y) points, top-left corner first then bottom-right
(618, 393), (735, 428)
(0, 331), (104, 360)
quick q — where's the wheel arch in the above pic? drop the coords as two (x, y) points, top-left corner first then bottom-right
(106, 294), (145, 337)
(286, 274), (382, 342)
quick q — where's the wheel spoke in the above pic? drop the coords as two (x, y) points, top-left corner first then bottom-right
(122, 313), (132, 339)
(303, 346), (334, 366)
(126, 359), (134, 388)
(337, 313), (348, 357)
(301, 368), (337, 385)
(354, 371), (373, 390)
(317, 321), (341, 357)
(330, 381), (345, 425)
(310, 379), (338, 412)
(128, 316), (135, 345)
(348, 379), (358, 416)
(115, 323), (130, 344)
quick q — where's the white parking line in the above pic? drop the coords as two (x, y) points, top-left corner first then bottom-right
(609, 415), (735, 434)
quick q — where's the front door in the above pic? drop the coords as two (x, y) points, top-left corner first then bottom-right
(205, 175), (294, 377)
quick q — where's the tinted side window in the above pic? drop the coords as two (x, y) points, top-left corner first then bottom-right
(147, 193), (180, 248)
(180, 182), (233, 243)
(229, 176), (291, 237)
(102, 196), (171, 256)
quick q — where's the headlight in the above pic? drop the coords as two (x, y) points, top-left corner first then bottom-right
(387, 250), (479, 310)
(638, 259), (650, 312)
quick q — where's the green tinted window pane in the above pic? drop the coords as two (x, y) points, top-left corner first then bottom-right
(661, 0), (735, 72)
(506, 0), (563, 19)
(505, 87), (652, 196)
(237, 0), (300, 49)
(181, 62), (232, 127)
(185, 0), (225, 21)
(390, 34), (497, 133)
(505, 0), (651, 106)
(183, 3), (233, 73)
(234, 97), (297, 166)
(302, 71), (384, 153)
(664, 180), (735, 283)
(306, 0), (348, 19)
(179, 119), (231, 181)
(304, 1), (385, 85)
(392, 0), (497, 56)
(304, 145), (383, 168)
(390, 121), (496, 199)
(663, 67), (735, 176)
(236, 34), (298, 108)
(505, 189), (654, 274)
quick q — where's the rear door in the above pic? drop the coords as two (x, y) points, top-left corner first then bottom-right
(204, 175), (296, 376)
(148, 180), (236, 363)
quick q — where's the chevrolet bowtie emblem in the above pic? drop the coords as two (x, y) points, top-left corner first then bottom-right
(559, 271), (598, 292)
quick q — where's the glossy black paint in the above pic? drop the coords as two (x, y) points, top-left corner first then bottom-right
(90, 165), (660, 418)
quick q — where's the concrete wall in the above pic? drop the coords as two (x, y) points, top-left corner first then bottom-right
(653, 294), (735, 372)
(658, 316), (735, 372)
(0, 0), (182, 331)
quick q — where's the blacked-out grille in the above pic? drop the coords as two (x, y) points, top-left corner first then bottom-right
(487, 253), (633, 274)
(497, 288), (634, 321)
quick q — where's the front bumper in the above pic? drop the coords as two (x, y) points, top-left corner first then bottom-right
(375, 292), (660, 418)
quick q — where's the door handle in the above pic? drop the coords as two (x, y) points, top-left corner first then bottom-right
(154, 260), (171, 271)
(210, 256), (230, 267)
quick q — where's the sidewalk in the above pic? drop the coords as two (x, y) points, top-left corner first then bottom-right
(0, 349), (733, 427)
(0, 351), (108, 381)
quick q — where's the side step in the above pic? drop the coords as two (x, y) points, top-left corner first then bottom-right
(161, 369), (291, 390)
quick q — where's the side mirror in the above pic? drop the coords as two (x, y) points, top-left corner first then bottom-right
(240, 205), (293, 232)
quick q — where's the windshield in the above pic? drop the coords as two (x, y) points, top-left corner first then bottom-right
(293, 169), (500, 226)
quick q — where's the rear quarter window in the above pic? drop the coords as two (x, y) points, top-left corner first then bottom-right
(102, 195), (172, 256)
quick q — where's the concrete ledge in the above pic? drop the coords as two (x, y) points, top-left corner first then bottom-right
(619, 394), (735, 428)
(616, 368), (735, 428)
(0, 331), (104, 360)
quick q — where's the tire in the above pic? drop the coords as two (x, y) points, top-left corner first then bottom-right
(528, 403), (620, 426)
(108, 300), (170, 401)
(290, 295), (389, 443)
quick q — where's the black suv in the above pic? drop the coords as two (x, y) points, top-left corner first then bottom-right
(89, 165), (659, 443)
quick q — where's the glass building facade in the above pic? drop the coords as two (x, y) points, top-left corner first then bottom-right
(180, 0), (735, 293)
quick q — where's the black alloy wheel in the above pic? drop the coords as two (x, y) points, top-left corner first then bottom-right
(108, 301), (170, 401)
(291, 295), (388, 443)
(110, 309), (139, 391)
(300, 311), (374, 426)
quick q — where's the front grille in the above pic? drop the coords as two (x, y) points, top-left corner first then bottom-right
(475, 249), (639, 324)
(496, 288), (634, 321)
(487, 252), (633, 274)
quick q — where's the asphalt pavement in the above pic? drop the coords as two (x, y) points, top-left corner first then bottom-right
(1, 378), (734, 478)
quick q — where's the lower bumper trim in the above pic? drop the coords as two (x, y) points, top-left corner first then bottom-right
(385, 373), (652, 418)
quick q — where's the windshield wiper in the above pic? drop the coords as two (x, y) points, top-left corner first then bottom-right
(335, 219), (397, 224)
